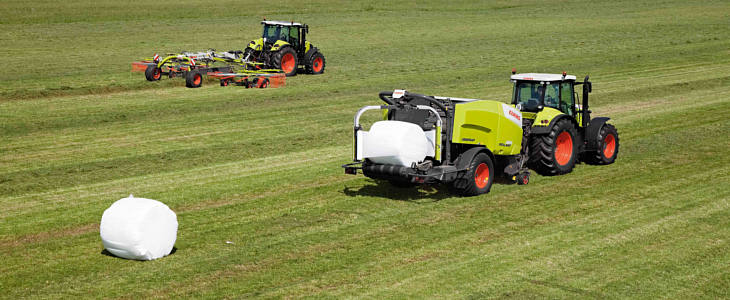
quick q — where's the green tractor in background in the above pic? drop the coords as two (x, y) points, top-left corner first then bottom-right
(511, 71), (619, 175)
(243, 20), (326, 77)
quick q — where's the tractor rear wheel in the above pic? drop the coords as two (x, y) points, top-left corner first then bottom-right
(451, 153), (494, 196)
(185, 71), (203, 88)
(306, 52), (326, 74)
(528, 118), (578, 176)
(273, 46), (298, 77)
(145, 65), (162, 81)
(583, 123), (619, 165)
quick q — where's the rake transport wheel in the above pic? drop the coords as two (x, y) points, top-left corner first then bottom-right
(258, 77), (270, 88)
(529, 119), (578, 176)
(220, 79), (229, 86)
(145, 65), (162, 81)
(185, 71), (203, 88)
(583, 123), (620, 165)
(451, 153), (494, 196)
(273, 46), (298, 77)
(306, 52), (326, 74)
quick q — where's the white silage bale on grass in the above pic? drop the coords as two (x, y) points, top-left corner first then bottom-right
(100, 195), (178, 260)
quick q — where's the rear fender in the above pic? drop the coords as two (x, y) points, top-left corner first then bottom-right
(304, 46), (319, 62)
(455, 147), (494, 171)
(585, 117), (611, 149)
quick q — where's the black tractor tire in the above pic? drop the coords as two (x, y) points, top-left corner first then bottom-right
(185, 71), (203, 88)
(306, 51), (326, 74)
(450, 153), (494, 196)
(528, 118), (578, 176)
(583, 123), (620, 165)
(272, 46), (298, 77)
(220, 79), (229, 87)
(145, 65), (162, 81)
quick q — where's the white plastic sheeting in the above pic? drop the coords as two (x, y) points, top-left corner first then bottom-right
(100, 195), (178, 261)
(361, 120), (431, 167)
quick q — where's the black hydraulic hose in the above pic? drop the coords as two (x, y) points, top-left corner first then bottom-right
(379, 91), (395, 105)
(404, 92), (449, 113)
(378, 91), (448, 113)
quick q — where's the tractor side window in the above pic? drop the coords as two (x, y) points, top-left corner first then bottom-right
(560, 82), (574, 115)
(263, 25), (280, 42)
(279, 26), (289, 42)
(544, 83), (560, 109)
(289, 28), (299, 45)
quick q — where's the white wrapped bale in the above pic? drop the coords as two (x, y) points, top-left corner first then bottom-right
(362, 120), (431, 167)
(100, 195), (178, 261)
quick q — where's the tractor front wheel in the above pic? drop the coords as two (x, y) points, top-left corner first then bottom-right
(185, 71), (203, 88)
(583, 123), (620, 165)
(451, 153), (494, 196)
(528, 118), (578, 176)
(273, 46), (298, 77)
(306, 52), (326, 74)
(145, 65), (162, 81)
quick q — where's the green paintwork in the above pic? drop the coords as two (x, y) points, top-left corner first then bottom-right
(248, 38), (264, 51)
(246, 38), (292, 52)
(576, 108), (584, 127)
(305, 41), (311, 54)
(270, 40), (290, 52)
(452, 100), (523, 156)
(434, 125), (442, 161)
(531, 107), (564, 131)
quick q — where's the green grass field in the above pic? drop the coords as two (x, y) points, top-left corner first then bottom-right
(1, 0), (729, 298)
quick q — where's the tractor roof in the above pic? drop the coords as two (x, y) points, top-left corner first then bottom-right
(261, 20), (305, 27)
(511, 73), (577, 81)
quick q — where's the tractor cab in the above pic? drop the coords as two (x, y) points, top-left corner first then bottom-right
(244, 20), (324, 76)
(260, 20), (308, 55)
(511, 73), (577, 116)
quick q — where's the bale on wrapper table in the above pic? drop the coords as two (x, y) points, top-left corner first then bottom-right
(99, 195), (178, 260)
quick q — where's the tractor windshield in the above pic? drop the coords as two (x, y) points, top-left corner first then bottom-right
(514, 82), (544, 111)
(262, 25), (290, 43)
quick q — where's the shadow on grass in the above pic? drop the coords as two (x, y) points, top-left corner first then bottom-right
(101, 247), (178, 260)
(342, 182), (452, 203)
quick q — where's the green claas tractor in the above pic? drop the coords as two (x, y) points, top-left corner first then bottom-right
(243, 20), (326, 77)
(510, 71), (619, 175)
(343, 74), (618, 196)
